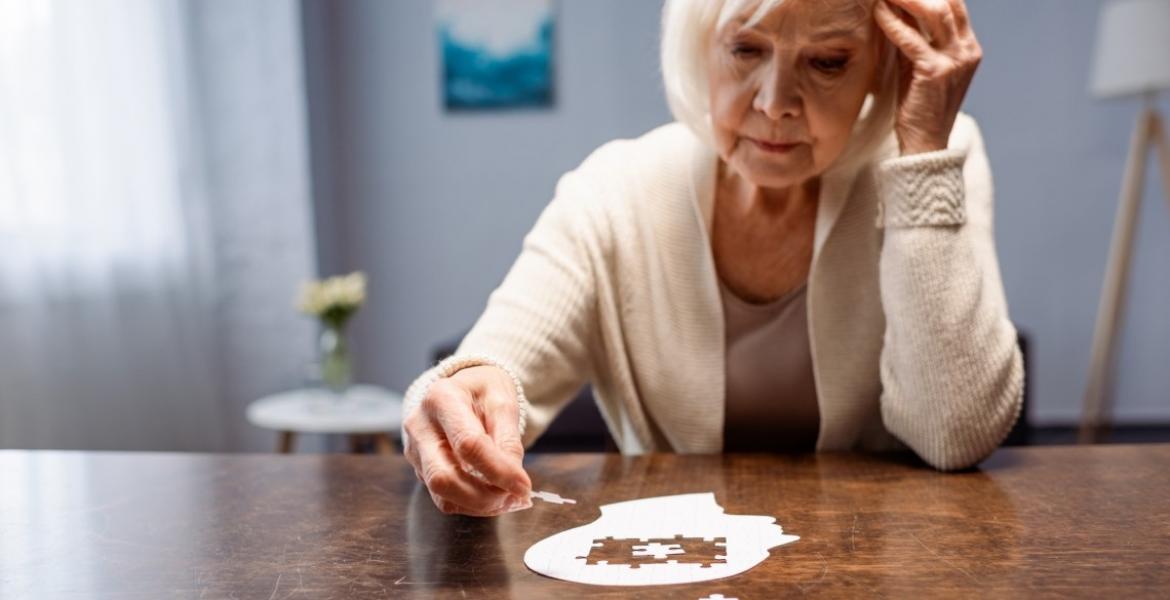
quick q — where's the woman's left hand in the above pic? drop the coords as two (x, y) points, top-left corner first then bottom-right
(874, 0), (982, 156)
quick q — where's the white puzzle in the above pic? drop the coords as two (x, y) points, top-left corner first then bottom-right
(523, 492), (799, 586)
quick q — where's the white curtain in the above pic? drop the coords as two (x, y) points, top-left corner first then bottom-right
(0, 0), (318, 451)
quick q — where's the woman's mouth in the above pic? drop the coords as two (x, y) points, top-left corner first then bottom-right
(749, 138), (802, 154)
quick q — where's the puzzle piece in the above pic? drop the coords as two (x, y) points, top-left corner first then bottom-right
(531, 490), (577, 505)
(632, 541), (685, 559)
(577, 535), (728, 569)
(577, 537), (649, 567)
(674, 534), (728, 566)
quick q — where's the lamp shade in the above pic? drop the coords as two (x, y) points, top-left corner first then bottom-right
(1090, 0), (1170, 99)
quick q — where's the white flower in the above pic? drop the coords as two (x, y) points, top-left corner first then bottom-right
(297, 271), (367, 317)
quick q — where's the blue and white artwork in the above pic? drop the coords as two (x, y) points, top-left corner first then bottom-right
(437, 0), (555, 110)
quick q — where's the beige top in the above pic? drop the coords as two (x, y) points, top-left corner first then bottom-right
(404, 114), (1024, 471)
(720, 278), (820, 452)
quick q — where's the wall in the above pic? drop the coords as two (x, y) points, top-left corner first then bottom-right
(304, 0), (1170, 426)
(965, 1), (1170, 424)
(302, 0), (672, 394)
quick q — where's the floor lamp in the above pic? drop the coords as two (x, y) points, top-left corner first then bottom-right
(1080, 0), (1170, 443)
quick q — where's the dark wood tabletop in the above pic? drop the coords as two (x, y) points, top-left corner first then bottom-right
(2, 444), (1168, 599)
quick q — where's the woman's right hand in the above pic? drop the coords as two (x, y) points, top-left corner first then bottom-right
(403, 365), (533, 516)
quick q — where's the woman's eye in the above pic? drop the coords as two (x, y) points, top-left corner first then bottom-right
(731, 44), (763, 59)
(810, 56), (849, 74)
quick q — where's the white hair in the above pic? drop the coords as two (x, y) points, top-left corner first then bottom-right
(661, 0), (899, 171)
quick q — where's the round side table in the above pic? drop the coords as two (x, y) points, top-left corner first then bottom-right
(246, 384), (404, 454)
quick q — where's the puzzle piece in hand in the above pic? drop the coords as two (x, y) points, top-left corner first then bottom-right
(577, 535), (728, 569)
(531, 490), (577, 505)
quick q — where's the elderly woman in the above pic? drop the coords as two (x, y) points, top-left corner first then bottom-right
(403, 0), (1022, 516)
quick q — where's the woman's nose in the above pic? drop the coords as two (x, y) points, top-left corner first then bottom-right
(753, 64), (801, 121)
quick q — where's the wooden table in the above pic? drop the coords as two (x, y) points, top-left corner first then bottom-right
(2, 445), (1168, 598)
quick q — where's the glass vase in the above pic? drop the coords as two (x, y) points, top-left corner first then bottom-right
(319, 321), (352, 395)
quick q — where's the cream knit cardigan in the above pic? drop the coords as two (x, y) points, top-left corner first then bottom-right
(405, 114), (1023, 471)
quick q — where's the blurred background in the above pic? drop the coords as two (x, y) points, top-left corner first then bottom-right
(1, 0), (1167, 453)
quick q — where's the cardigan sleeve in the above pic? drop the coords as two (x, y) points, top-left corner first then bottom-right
(874, 115), (1025, 471)
(401, 168), (602, 449)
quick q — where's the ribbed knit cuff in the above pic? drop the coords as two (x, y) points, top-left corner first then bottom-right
(875, 149), (967, 229)
(401, 354), (529, 438)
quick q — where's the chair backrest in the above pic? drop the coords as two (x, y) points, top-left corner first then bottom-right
(1001, 328), (1033, 446)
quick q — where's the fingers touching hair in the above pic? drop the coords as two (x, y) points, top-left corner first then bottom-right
(661, 0), (897, 166)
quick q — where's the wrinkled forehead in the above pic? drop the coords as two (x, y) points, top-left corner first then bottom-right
(718, 0), (873, 37)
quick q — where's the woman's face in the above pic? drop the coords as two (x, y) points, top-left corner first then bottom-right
(707, 0), (880, 189)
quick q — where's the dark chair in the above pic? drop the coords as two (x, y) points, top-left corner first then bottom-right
(430, 325), (1033, 451)
(1002, 328), (1033, 446)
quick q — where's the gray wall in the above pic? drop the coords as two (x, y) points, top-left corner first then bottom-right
(965, 1), (1170, 424)
(304, 0), (1170, 426)
(302, 0), (671, 393)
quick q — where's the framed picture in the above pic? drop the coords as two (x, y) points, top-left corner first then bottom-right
(437, 0), (555, 111)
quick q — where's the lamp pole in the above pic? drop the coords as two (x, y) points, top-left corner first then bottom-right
(1080, 93), (1170, 443)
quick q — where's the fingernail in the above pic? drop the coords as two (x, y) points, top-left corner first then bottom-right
(501, 495), (532, 513)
